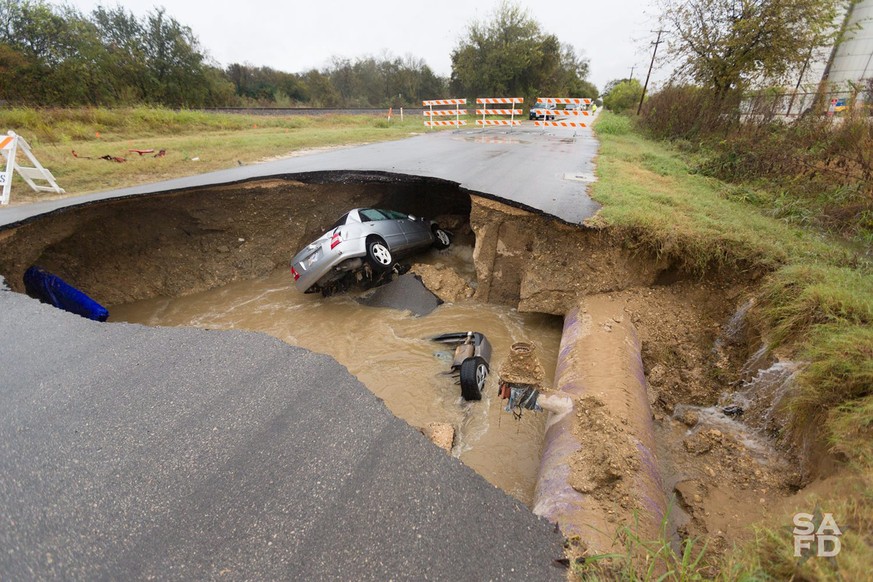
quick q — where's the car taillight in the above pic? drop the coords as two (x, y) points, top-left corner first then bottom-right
(290, 266), (300, 281)
(330, 232), (342, 249)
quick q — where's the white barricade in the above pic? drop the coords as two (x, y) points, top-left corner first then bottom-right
(475, 97), (523, 129)
(1, 131), (65, 205)
(531, 97), (594, 129)
(422, 99), (467, 128)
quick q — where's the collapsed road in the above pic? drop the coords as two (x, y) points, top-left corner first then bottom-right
(1, 120), (806, 575)
(0, 124), (599, 579)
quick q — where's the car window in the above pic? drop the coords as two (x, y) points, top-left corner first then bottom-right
(329, 212), (350, 230)
(359, 209), (389, 221)
(382, 210), (408, 220)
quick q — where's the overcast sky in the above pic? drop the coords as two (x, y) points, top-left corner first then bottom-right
(64, 0), (670, 91)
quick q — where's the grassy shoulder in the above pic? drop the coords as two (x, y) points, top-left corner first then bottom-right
(0, 107), (428, 200)
(590, 111), (872, 580)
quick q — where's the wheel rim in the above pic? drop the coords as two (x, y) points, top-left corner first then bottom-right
(371, 243), (391, 266)
(436, 230), (450, 246)
(476, 364), (487, 391)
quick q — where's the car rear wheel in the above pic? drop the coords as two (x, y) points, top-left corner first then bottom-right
(432, 227), (451, 250)
(367, 239), (393, 272)
(460, 357), (488, 401)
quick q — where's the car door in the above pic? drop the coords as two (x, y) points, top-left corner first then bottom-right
(385, 209), (431, 250)
(359, 208), (405, 250)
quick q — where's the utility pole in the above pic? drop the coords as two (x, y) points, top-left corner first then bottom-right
(786, 46), (814, 117)
(637, 30), (665, 115)
(629, 65), (637, 81)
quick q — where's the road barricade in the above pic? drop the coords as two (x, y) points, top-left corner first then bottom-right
(531, 97), (593, 129)
(422, 99), (467, 128)
(1, 131), (65, 205)
(475, 97), (523, 129)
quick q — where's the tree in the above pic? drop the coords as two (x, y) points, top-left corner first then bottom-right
(602, 78), (643, 111)
(658, 0), (840, 101)
(450, 0), (592, 100)
(141, 8), (209, 106)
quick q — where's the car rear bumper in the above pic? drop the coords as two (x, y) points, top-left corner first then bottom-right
(292, 237), (368, 292)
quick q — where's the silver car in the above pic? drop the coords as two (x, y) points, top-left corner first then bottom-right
(290, 208), (451, 295)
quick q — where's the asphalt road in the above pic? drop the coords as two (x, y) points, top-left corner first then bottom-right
(0, 125), (599, 579)
(0, 288), (565, 580)
(0, 123), (600, 229)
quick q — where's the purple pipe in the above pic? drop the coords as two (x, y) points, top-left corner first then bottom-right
(533, 304), (666, 551)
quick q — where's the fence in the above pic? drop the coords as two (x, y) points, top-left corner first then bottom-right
(422, 99), (467, 128)
(475, 97), (523, 129)
(741, 89), (873, 118)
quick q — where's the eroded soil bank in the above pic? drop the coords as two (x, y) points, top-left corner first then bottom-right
(0, 176), (810, 562)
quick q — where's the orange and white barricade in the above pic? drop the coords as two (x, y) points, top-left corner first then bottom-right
(1, 131), (65, 205)
(475, 97), (523, 130)
(422, 99), (467, 128)
(531, 97), (593, 130)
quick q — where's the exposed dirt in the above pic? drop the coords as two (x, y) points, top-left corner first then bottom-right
(467, 197), (799, 563)
(408, 263), (474, 303)
(569, 395), (641, 507)
(420, 422), (455, 453)
(0, 177), (806, 566)
(0, 177), (470, 304)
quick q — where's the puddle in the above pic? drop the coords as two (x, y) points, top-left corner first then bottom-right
(110, 249), (563, 505)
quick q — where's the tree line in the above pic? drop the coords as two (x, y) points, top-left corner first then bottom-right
(0, 0), (597, 108)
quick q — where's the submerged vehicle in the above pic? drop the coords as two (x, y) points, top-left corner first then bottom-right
(290, 208), (451, 296)
(431, 331), (492, 401)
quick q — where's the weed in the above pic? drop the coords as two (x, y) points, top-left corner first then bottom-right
(572, 508), (712, 581)
(593, 112), (873, 578)
(594, 113), (632, 135)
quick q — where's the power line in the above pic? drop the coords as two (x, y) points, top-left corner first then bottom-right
(637, 30), (665, 115)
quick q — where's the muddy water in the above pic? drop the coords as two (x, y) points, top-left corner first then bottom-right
(110, 247), (563, 505)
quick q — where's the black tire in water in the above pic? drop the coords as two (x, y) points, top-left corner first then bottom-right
(432, 227), (451, 250)
(366, 238), (393, 272)
(459, 357), (489, 401)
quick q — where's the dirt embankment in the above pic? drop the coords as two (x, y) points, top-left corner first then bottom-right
(468, 196), (801, 561)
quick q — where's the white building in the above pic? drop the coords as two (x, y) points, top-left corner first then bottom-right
(786, 0), (873, 114)
(821, 0), (873, 93)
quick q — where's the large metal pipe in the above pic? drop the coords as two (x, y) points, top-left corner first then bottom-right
(533, 299), (666, 552)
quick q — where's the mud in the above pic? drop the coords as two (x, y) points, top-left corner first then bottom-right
(0, 176), (807, 563)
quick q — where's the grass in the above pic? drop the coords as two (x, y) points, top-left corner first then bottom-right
(589, 113), (859, 275)
(572, 509), (713, 581)
(0, 106), (431, 199)
(590, 111), (873, 580)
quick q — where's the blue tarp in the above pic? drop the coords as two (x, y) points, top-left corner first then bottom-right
(23, 266), (109, 322)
